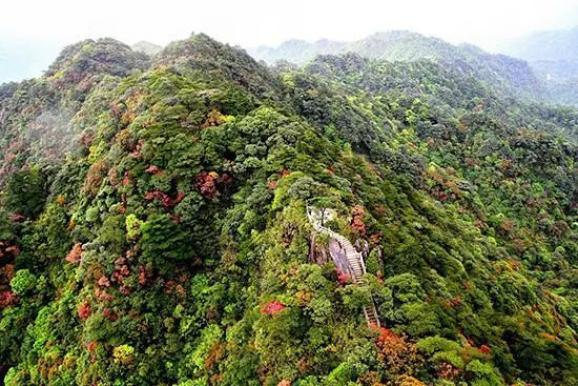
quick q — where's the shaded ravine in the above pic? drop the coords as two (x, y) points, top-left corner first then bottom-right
(307, 207), (381, 327)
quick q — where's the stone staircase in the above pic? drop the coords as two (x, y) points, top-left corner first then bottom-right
(307, 207), (381, 328)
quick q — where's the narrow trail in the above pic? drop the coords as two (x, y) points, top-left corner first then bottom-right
(307, 207), (381, 328)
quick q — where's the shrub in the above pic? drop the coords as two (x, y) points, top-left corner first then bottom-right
(10, 269), (36, 295)
(113, 344), (135, 366)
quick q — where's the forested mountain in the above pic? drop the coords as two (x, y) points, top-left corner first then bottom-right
(2, 33), (578, 386)
(250, 30), (578, 107)
(250, 31), (474, 64)
(498, 27), (578, 106)
(250, 31), (543, 102)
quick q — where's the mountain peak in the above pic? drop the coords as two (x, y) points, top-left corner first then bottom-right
(155, 33), (280, 97)
(46, 38), (149, 86)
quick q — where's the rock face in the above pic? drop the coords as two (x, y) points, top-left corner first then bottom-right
(328, 238), (350, 275)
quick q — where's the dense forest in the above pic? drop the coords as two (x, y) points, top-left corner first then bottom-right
(2, 33), (578, 385)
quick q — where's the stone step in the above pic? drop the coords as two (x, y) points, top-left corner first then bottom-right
(308, 206), (381, 328)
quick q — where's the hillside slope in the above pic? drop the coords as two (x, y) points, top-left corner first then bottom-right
(1, 33), (578, 386)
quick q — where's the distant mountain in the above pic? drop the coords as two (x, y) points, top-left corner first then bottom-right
(132, 41), (163, 56)
(496, 27), (578, 106)
(251, 31), (501, 64)
(500, 27), (578, 62)
(249, 31), (543, 102)
(250, 38), (346, 65)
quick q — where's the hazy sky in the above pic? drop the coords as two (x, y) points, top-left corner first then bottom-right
(2, 0), (578, 82)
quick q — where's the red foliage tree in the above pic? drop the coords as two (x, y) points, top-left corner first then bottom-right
(78, 301), (91, 320)
(374, 327), (421, 376)
(94, 288), (114, 302)
(350, 205), (366, 235)
(86, 341), (98, 353)
(119, 285), (131, 296)
(129, 139), (144, 158)
(103, 308), (118, 321)
(437, 362), (460, 380)
(112, 256), (130, 285)
(65, 243), (83, 264)
(0, 290), (16, 308)
(0, 264), (15, 283)
(478, 344), (492, 355)
(144, 190), (185, 209)
(8, 213), (25, 223)
(443, 296), (462, 309)
(163, 280), (185, 298)
(138, 266), (149, 286)
(122, 171), (132, 186)
(145, 165), (162, 175)
(376, 327), (404, 347)
(195, 171), (233, 199)
(260, 301), (286, 315)
(196, 171), (219, 199)
(336, 270), (351, 285)
(97, 275), (111, 288)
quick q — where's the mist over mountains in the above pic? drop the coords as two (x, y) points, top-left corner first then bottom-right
(249, 29), (578, 107)
(498, 27), (578, 106)
(4, 28), (578, 108)
(499, 27), (578, 62)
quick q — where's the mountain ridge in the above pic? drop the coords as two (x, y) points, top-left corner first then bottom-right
(249, 30), (545, 103)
